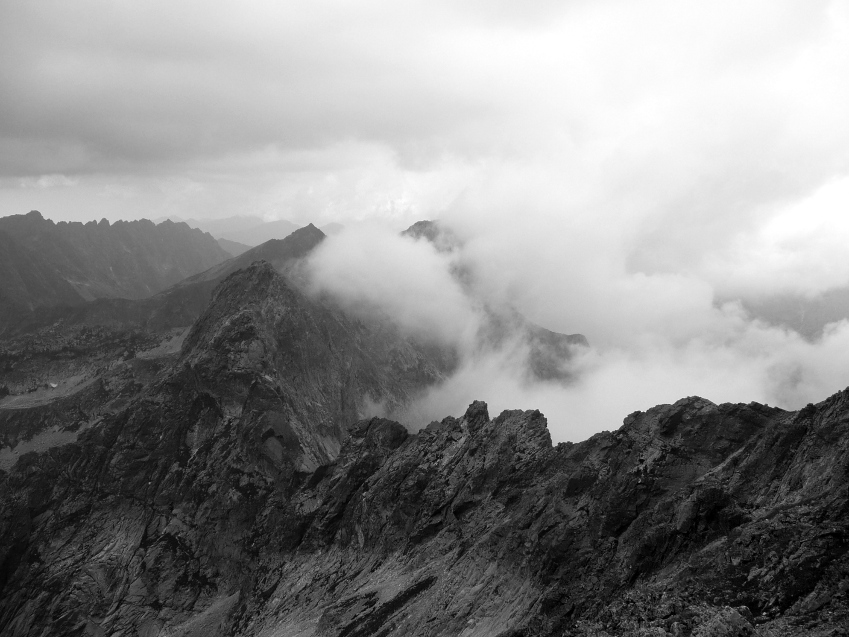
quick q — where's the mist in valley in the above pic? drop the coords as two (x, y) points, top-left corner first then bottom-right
(4, 1), (849, 441)
(304, 200), (849, 442)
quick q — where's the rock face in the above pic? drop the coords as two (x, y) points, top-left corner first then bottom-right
(178, 260), (453, 470)
(1, 252), (848, 635)
(0, 211), (230, 327)
(0, 260), (455, 636)
(0, 225), (332, 428)
(232, 398), (849, 637)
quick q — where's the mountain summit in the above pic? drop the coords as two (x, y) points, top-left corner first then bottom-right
(1, 240), (847, 635)
(0, 217), (847, 636)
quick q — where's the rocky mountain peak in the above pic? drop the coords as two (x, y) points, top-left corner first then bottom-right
(1, 312), (848, 636)
(1, 219), (848, 635)
(462, 399), (490, 432)
(401, 219), (461, 252)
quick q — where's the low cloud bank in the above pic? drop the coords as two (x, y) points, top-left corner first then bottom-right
(296, 1), (849, 442)
(306, 215), (849, 443)
(305, 224), (478, 346)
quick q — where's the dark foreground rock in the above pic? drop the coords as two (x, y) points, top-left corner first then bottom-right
(229, 397), (849, 637)
(1, 269), (848, 636)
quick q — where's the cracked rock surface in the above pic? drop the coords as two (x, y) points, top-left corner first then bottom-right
(1, 264), (848, 637)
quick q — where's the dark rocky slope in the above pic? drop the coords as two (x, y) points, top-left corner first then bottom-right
(233, 397), (849, 637)
(0, 261), (847, 635)
(0, 260), (454, 636)
(2, 223), (326, 338)
(0, 211), (230, 328)
(0, 225), (330, 431)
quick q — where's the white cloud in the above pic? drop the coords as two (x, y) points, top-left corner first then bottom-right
(4, 1), (849, 440)
(306, 225), (478, 345)
(702, 176), (849, 299)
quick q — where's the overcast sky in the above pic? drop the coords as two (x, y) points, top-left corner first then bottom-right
(1, 1), (845, 229)
(3, 1), (849, 436)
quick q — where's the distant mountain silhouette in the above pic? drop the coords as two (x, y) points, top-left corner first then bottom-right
(0, 211), (229, 327)
(218, 218), (301, 246)
(155, 214), (265, 238)
(217, 237), (252, 256)
(159, 214), (302, 246)
(2, 224), (328, 337)
(159, 214), (348, 246)
(738, 288), (849, 339)
(320, 222), (345, 235)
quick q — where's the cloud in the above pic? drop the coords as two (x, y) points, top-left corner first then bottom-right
(417, 311), (849, 442)
(701, 176), (849, 299)
(313, 219), (849, 442)
(0, 2), (490, 176)
(5, 1), (849, 440)
(18, 174), (78, 189)
(306, 225), (478, 345)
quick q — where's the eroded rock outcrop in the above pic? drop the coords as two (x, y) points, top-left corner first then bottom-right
(232, 396), (849, 636)
(1, 263), (848, 636)
(0, 261), (453, 637)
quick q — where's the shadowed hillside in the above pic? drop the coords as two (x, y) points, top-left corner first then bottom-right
(1, 252), (847, 636)
(0, 211), (230, 327)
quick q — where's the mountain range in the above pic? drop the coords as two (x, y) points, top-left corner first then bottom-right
(0, 211), (230, 328)
(0, 215), (847, 636)
(158, 215), (345, 250)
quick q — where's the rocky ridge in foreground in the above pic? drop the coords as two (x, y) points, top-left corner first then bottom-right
(233, 395), (849, 636)
(0, 260), (454, 636)
(3, 385), (848, 636)
(0, 265), (847, 636)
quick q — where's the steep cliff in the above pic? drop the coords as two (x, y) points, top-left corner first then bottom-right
(0, 257), (847, 637)
(0, 261), (454, 636)
(233, 397), (849, 636)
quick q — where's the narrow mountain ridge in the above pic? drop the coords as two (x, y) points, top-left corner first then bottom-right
(0, 260), (456, 636)
(233, 397), (849, 636)
(0, 257), (847, 635)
